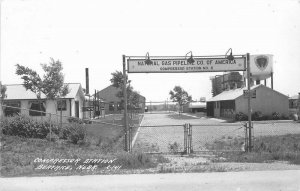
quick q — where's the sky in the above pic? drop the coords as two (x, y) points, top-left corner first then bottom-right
(0, 0), (300, 102)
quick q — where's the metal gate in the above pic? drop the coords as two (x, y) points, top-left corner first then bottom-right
(131, 120), (248, 154)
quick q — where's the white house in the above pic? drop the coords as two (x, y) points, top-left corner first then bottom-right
(2, 83), (85, 120)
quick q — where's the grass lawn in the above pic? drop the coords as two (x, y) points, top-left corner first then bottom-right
(211, 133), (300, 165)
(0, 133), (161, 177)
(0, 113), (156, 177)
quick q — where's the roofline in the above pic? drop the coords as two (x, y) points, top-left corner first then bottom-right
(207, 84), (289, 102)
(98, 84), (146, 98)
(4, 98), (74, 101)
(3, 83), (82, 86)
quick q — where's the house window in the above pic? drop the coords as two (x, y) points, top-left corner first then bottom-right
(109, 102), (115, 111)
(57, 100), (67, 111)
(29, 101), (46, 116)
(117, 102), (123, 110)
(3, 101), (21, 116)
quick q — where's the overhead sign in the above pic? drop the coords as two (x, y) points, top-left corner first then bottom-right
(127, 57), (246, 73)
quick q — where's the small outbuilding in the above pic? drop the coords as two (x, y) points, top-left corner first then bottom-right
(207, 84), (289, 119)
(183, 101), (206, 113)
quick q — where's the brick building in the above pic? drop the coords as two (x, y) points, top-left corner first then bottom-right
(96, 85), (146, 114)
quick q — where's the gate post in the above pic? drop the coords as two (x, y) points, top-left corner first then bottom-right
(184, 124), (187, 154)
(123, 55), (129, 152)
(246, 53), (253, 152)
(183, 123), (193, 154)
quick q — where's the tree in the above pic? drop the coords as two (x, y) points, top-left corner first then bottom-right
(16, 58), (69, 118)
(110, 70), (140, 112)
(169, 86), (192, 113)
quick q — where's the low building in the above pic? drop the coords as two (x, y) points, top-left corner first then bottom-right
(183, 101), (206, 113)
(2, 83), (85, 120)
(97, 85), (146, 114)
(207, 84), (289, 119)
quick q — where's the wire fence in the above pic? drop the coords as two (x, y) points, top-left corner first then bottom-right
(2, 103), (299, 154)
(132, 111), (300, 154)
(0, 104), (144, 152)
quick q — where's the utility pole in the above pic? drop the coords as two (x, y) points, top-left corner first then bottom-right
(246, 53), (252, 152)
(122, 55), (129, 152)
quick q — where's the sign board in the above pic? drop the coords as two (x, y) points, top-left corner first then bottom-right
(127, 57), (246, 73)
(243, 90), (256, 98)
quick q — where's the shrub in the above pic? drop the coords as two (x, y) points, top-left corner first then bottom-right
(260, 114), (272, 121)
(115, 152), (156, 169)
(168, 142), (179, 153)
(67, 117), (84, 124)
(252, 111), (263, 121)
(272, 112), (280, 120)
(61, 123), (86, 144)
(1, 115), (59, 139)
(280, 114), (289, 120)
(235, 112), (248, 121)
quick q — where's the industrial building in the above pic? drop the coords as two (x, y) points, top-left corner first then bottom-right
(96, 85), (146, 114)
(207, 84), (289, 119)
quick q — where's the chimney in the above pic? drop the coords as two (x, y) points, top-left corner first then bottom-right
(85, 68), (89, 95)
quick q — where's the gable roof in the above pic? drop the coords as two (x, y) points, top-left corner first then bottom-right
(97, 85), (146, 99)
(4, 83), (83, 100)
(208, 84), (288, 102)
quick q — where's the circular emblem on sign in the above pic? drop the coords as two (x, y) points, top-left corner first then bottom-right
(255, 55), (269, 71)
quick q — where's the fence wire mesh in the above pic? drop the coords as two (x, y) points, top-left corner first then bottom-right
(0, 104), (142, 153)
(131, 112), (248, 153)
(2, 103), (299, 154)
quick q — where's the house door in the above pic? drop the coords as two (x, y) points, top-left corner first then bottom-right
(206, 102), (214, 117)
(75, 101), (79, 118)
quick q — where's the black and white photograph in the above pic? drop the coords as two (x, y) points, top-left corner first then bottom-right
(0, 0), (300, 190)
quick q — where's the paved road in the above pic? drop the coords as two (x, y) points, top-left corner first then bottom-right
(1, 170), (300, 191)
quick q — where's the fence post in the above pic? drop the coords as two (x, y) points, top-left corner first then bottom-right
(49, 113), (52, 141)
(189, 124), (193, 153)
(244, 122), (248, 152)
(122, 55), (129, 152)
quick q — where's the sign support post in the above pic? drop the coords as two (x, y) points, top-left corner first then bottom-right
(123, 55), (129, 152)
(246, 53), (252, 152)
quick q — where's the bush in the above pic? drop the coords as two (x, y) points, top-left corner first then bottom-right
(280, 114), (289, 120)
(115, 152), (156, 169)
(252, 111), (263, 121)
(168, 142), (179, 153)
(235, 112), (248, 121)
(61, 123), (86, 144)
(1, 115), (59, 139)
(260, 114), (272, 121)
(272, 112), (280, 120)
(67, 117), (92, 124)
